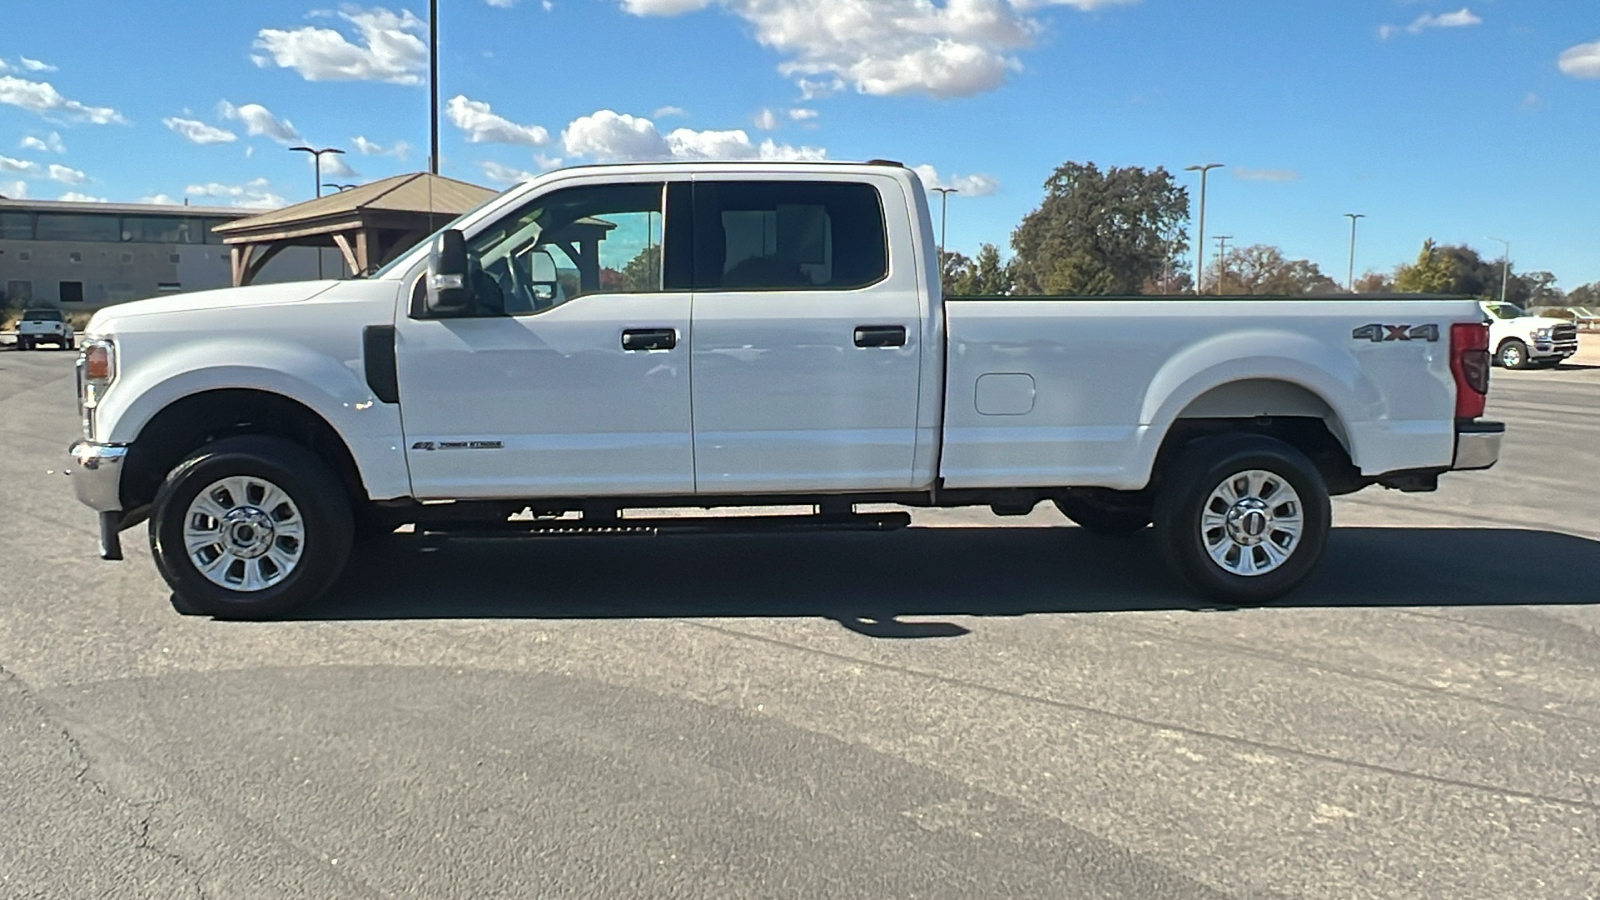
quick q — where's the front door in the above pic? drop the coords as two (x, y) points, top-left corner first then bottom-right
(688, 178), (925, 494)
(396, 180), (695, 499)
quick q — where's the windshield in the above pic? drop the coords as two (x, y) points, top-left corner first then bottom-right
(1485, 303), (1527, 320)
(23, 309), (63, 321)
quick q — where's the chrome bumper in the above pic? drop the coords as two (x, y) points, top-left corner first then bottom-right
(1452, 421), (1504, 471)
(68, 440), (127, 512)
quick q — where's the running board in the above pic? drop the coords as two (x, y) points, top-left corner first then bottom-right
(417, 511), (911, 540)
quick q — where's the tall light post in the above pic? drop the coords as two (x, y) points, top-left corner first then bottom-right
(290, 145), (345, 279)
(932, 187), (958, 269)
(429, 0), (439, 175)
(1344, 213), (1366, 292)
(1185, 163), (1224, 295)
(1214, 235), (1233, 295)
(1487, 236), (1511, 304)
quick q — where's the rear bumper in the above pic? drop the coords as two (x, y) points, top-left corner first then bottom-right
(1452, 420), (1504, 471)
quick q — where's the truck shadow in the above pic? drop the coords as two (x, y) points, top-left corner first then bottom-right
(295, 526), (1600, 634)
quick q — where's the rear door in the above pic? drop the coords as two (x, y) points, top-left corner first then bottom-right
(688, 177), (924, 494)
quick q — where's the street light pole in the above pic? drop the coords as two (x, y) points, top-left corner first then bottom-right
(429, 0), (439, 175)
(932, 187), (958, 270)
(1214, 235), (1233, 295)
(1487, 236), (1511, 304)
(1344, 213), (1366, 292)
(290, 145), (345, 278)
(1185, 163), (1224, 294)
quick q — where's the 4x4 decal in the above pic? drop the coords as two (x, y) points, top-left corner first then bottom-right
(1352, 324), (1439, 343)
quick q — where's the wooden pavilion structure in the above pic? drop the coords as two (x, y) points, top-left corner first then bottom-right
(212, 173), (496, 285)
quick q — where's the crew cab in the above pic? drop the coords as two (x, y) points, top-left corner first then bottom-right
(16, 308), (75, 351)
(67, 161), (1503, 619)
(1481, 301), (1579, 369)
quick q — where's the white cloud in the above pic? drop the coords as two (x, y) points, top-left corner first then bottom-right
(618, 0), (1135, 98)
(57, 191), (106, 202)
(0, 75), (125, 124)
(1232, 168), (1299, 182)
(140, 193), (183, 205)
(253, 7), (428, 85)
(788, 108), (818, 121)
(0, 180), (28, 199)
(47, 163), (87, 186)
(446, 95), (550, 145)
(19, 57), (57, 72)
(652, 105), (687, 118)
(317, 154), (359, 178)
(163, 116), (238, 145)
(1558, 40), (1600, 78)
(0, 155), (41, 176)
(912, 164), (999, 196)
(480, 160), (537, 184)
(19, 132), (65, 153)
(1379, 7), (1482, 40)
(351, 135), (411, 157)
(561, 109), (826, 162)
(753, 108), (780, 131)
(218, 101), (302, 144)
(185, 177), (287, 209)
(487, 0), (517, 5)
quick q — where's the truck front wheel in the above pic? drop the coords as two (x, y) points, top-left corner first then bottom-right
(150, 436), (353, 620)
(1496, 339), (1529, 370)
(1153, 435), (1330, 604)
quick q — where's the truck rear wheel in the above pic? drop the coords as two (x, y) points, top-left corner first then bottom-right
(150, 436), (352, 620)
(1153, 435), (1330, 604)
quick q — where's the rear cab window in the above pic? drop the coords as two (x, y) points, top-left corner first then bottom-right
(692, 181), (888, 291)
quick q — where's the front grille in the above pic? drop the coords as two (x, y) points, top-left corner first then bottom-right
(1553, 324), (1578, 342)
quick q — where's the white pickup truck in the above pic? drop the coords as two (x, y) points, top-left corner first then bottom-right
(1481, 301), (1579, 369)
(16, 308), (75, 351)
(67, 161), (1503, 619)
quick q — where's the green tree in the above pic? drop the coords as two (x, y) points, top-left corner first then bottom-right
(945, 243), (1015, 295)
(1353, 270), (1395, 294)
(1567, 282), (1600, 308)
(940, 249), (973, 296)
(1394, 239), (1457, 294)
(1010, 162), (1189, 295)
(619, 244), (661, 292)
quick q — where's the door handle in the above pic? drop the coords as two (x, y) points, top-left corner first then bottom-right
(621, 328), (677, 351)
(853, 325), (907, 348)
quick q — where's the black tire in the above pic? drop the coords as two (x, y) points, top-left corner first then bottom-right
(1496, 339), (1529, 370)
(150, 435), (352, 620)
(18, 337), (31, 351)
(1153, 434), (1331, 605)
(1055, 491), (1152, 536)
(64, 336), (76, 351)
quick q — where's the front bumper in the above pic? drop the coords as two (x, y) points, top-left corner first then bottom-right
(68, 441), (129, 561)
(1452, 420), (1504, 471)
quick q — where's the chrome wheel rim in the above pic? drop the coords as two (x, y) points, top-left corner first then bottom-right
(1200, 469), (1303, 577)
(1501, 345), (1522, 366)
(183, 476), (305, 592)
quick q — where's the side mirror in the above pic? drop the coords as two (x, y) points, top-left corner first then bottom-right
(426, 229), (474, 315)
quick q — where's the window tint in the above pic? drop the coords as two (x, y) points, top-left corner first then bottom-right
(59, 282), (84, 303)
(693, 181), (887, 291)
(465, 182), (668, 316)
(121, 216), (202, 244)
(0, 211), (33, 240)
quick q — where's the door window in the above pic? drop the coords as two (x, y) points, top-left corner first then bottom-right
(464, 182), (668, 316)
(692, 181), (887, 291)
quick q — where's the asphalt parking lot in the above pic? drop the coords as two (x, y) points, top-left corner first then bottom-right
(2, 338), (1598, 899)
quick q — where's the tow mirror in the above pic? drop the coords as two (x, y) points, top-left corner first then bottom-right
(426, 229), (473, 315)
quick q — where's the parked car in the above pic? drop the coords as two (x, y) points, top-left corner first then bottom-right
(16, 308), (75, 351)
(1481, 301), (1578, 369)
(66, 161), (1503, 619)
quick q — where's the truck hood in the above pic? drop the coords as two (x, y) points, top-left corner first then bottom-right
(85, 280), (341, 332)
(1498, 315), (1569, 332)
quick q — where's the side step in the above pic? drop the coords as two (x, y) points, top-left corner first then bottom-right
(417, 511), (912, 541)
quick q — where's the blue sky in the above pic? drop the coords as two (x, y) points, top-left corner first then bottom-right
(2, 0), (1597, 288)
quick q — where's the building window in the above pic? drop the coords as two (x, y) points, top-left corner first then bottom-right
(121, 216), (202, 244)
(169, 253), (181, 263)
(69, 251), (82, 263)
(0, 211), (34, 240)
(36, 213), (121, 242)
(59, 281), (84, 303)
(156, 283), (182, 292)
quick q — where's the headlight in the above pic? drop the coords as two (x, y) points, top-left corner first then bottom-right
(1532, 327), (1553, 341)
(77, 338), (116, 440)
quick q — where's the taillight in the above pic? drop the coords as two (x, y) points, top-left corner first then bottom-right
(1450, 322), (1489, 419)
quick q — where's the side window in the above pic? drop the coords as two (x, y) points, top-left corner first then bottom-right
(693, 181), (887, 291)
(466, 182), (667, 315)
